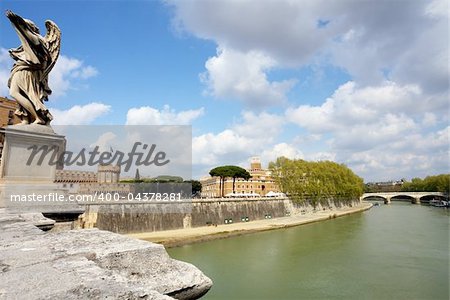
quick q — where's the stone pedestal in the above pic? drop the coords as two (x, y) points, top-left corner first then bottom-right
(0, 125), (65, 182)
(0, 125), (83, 218)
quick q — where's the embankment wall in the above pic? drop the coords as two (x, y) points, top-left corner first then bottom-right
(78, 198), (360, 234)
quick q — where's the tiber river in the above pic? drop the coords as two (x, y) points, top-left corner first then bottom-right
(168, 202), (449, 300)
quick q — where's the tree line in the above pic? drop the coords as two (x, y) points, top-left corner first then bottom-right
(269, 157), (364, 206)
(401, 174), (450, 193)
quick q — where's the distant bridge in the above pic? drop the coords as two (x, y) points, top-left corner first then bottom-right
(361, 192), (448, 204)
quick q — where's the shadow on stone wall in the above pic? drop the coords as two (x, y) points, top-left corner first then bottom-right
(82, 199), (291, 233)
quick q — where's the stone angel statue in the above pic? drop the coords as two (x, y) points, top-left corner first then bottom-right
(6, 10), (61, 125)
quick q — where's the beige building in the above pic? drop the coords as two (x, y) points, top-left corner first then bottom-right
(0, 97), (21, 127)
(200, 157), (280, 198)
(97, 164), (121, 183)
(55, 164), (132, 195)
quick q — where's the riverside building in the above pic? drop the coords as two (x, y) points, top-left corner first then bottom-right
(200, 157), (280, 198)
(55, 164), (132, 196)
(0, 97), (21, 127)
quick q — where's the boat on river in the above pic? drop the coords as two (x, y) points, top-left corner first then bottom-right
(429, 199), (448, 207)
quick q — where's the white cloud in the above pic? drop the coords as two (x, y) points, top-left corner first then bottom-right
(193, 110), (288, 166)
(49, 55), (98, 98)
(193, 129), (255, 165)
(261, 143), (304, 165)
(72, 65), (99, 80)
(333, 113), (417, 152)
(168, 0), (333, 65)
(169, 1), (448, 181)
(422, 112), (437, 127)
(343, 134), (449, 182)
(425, 0), (449, 18)
(51, 102), (111, 125)
(286, 81), (426, 134)
(169, 1), (445, 68)
(201, 47), (296, 106)
(390, 14), (448, 94)
(233, 110), (285, 138)
(169, 0), (448, 99)
(0, 48), (12, 97)
(126, 105), (204, 125)
(90, 132), (117, 152)
(191, 80), (447, 181)
(286, 80), (448, 180)
(0, 49), (98, 99)
(305, 151), (336, 162)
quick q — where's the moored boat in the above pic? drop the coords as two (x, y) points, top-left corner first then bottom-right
(430, 199), (448, 207)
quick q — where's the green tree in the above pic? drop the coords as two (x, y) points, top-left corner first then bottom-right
(269, 157), (364, 206)
(184, 180), (202, 196)
(209, 166), (233, 197)
(228, 166), (251, 193)
(154, 175), (184, 182)
(209, 165), (251, 197)
(402, 174), (450, 193)
(269, 156), (293, 195)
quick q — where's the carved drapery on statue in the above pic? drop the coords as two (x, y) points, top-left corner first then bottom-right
(6, 10), (61, 125)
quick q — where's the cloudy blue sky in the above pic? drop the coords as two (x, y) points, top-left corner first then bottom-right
(0, 0), (448, 182)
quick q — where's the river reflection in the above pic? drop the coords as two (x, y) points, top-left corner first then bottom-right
(168, 202), (449, 300)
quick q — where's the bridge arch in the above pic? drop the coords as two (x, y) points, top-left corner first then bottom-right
(361, 195), (391, 204)
(362, 195), (387, 201)
(419, 194), (448, 203)
(390, 194), (418, 204)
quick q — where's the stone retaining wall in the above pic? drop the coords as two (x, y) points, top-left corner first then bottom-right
(78, 198), (360, 234)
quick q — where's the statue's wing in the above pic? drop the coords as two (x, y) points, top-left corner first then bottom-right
(42, 20), (61, 79)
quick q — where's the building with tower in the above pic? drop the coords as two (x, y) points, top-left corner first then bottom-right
(55, 164), (132, 196)
(97, 164), (121, 183)
(200, 157), (280, 198)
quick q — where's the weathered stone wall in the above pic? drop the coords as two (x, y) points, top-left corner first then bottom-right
(79, 198), (293, 234)
(96, 209), (186, 233)
(78, 198), (362, 234)
(188, 199), (290, 227)
(0, 210), (213, 299)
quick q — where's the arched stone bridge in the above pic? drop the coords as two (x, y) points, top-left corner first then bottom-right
(361, 192), (448, 204)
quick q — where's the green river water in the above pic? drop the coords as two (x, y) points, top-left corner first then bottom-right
(168, 202), (449, 300)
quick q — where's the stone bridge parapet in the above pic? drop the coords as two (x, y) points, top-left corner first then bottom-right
(361, 192), (447, 204)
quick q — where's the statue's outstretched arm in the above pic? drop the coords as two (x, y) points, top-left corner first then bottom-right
(6, 10), (40, 46)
